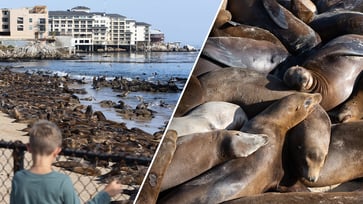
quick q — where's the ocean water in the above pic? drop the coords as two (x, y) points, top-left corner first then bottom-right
(0, 51), (199, 134)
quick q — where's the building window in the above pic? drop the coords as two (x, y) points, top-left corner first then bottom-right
(39, 25), (46, 31)
(2, 17), (8, 22)
(39, 18), (46, 24)
(2, 11), (8, 15)
(2, 25), (8, 29)
(29, 18), (32, 23)
(17, 17), (23, 24)
(29, 25), (33, 30)
(17, 25), (23, 31)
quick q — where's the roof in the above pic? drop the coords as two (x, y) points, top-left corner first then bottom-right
(136, 22), (151, 26)
(49, 10), (91, 17)
(106, 13), (126, 19)
(71, 6), (90, 10)
(49, 10), (126, 19)
(150, 29), (163, 34)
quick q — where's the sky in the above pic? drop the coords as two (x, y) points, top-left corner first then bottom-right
(1, 0), (222, 47)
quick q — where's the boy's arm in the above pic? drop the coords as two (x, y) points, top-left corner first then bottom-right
(85, 191), (111, 204)
(86, 180), (123, 204)
(62, 177), (81, 204)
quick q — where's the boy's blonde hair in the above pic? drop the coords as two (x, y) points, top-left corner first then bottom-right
(28, 120), (62, 155)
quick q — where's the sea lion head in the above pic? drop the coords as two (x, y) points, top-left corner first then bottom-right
(271, 92), (322, 129)
(228, 131), (269, 158)
(296, 145), (327, 183)
(283, 66), (314, 92)
(336, 101), (360, 123)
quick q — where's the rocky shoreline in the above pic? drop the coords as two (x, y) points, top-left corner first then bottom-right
(0, 41), (81, 61)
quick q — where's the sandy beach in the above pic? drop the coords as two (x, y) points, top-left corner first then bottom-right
(0, 112), (28, 143)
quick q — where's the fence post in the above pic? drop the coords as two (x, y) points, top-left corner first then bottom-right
(13, 148), (25, 173)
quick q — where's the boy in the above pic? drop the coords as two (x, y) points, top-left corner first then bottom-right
(10, 120), (123, 204)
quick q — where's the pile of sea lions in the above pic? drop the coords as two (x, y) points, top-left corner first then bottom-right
(137, 0), (363, 203)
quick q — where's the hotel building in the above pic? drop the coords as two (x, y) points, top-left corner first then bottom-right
(0, 6), (154, 51)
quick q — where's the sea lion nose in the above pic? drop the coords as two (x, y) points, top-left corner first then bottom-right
(307, 176), (317, 182)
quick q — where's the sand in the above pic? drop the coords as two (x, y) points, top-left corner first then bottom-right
(0, 112), (28, 143)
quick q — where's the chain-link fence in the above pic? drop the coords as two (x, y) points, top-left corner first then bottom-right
(0, 140), (151, 203)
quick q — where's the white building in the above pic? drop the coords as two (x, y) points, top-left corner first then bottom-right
(49, 6), (151, 51)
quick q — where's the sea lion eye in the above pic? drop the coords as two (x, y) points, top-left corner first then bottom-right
(304, 98), (312, 108)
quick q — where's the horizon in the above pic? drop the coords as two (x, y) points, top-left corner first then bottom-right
(1, 0), (222, 47)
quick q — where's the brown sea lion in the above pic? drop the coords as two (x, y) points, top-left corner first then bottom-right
(197, 67), (296, 118)
(192, 57), (222, 77)
(281, 104), (331, 189)
(315, 0), (363, 13)
(301, 121), (363, 187)
(332, 74), (363, 123)
(290, 0), (317, 23)
(174, 75), (205, 117)
(210, 9), (285, 47)
(135, 130), (178, 204)
(222, 191), (363, 204)
(202, 37), (289, 73)
(309, 11), (363, 42)
(168, 101), (248, 137)
(160, 130), (268, 192)
(210, 9), (233, 36)
(158, 92), (322, 203)
(283, 34), (363, 111)
(227, 0), (321, 53)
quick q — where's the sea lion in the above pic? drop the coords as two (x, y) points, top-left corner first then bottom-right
(315, 0), (363, 13)
(158, 92), (322, 203)
(197, 67), (296, 118)
(222, 191), (363, 204)
(202, 37), (289, 73)
(332, 74), (363, 123)
(227, 0), (321, 54)
(301, 121), (363, 187)
(282, 104), (331, 188)
(168, 101), (248, 137)
(210, 9), (285, 47)
(210, 9), (233, 37)
(309, 11), (363, 42)
(283, 34), (363, 111)
(135, 130), (178, 204)
(174, 75), (205, 117)
(192, 57), (222, 77)
(290, 0), (317, 23)
(160, 130), (268, 192)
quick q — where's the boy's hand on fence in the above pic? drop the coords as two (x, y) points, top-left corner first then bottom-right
(104, 180), (124, 197)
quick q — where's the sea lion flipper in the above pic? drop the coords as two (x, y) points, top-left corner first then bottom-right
(262, 0), (289, 29)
